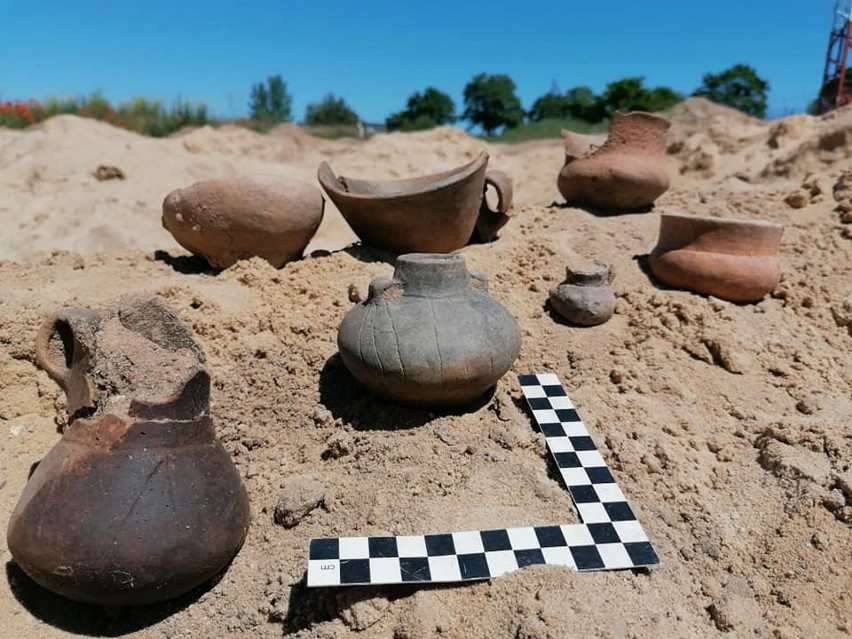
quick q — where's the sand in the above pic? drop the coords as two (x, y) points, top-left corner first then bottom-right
(0, 97), (850, 638)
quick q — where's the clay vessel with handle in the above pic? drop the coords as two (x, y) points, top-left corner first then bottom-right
(337, 253), (521, 407)
(318, 152), (514, 253)
(8, 295), (251, 605)
(648, 213), (784, 302)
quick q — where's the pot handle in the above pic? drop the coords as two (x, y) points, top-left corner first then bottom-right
(484, 170), (513, 215)
(34, 316), (73, 390)
(469, 271), (489, 293)
(474, 170), (515, 243)
(367, 277), (404, 301)
(34, 314), (98, 415)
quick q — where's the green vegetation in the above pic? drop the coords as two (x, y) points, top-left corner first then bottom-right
(305, 93), (359, 126)
(483, 117), (609, 143)
(528, 86), (606, 124)
(462, 73), (524, 136)
(1, 63), (774, 141)
(600, 77), (683, 115)
(386, 87), (456, 131)
(0, 92), (208, 136)
(249, 74), (292, 124)
(693, 64), (769, 118)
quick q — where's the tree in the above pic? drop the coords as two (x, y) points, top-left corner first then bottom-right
(305, 93), (359, 126)
(386, 87), (455, 131)
(249, 74), (292, 122)
(693, 64), (769, 118)
(601, 77), (682, 115)
(528, 85), (606, 123)
(528, 90), (569, 121)
(462, 73), (524, 136)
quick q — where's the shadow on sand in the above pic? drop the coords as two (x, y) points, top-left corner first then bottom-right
(318, 353), (494, 432)
(153, 250), (218, 275)
(548, 201), (655, 216)
(5, 561), (221, 636)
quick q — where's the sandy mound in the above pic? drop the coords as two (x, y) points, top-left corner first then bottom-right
(178, 123), (328, 163)
(1, 106), (851, 638)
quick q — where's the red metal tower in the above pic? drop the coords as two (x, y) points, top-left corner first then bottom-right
(818, 0), (852, 113)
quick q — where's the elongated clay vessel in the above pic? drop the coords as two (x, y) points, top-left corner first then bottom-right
(649, 214), (784, 302)
(337, 253), (521, 407)
(557, 111), (671, 211)
(7, 295), (251, 605)
(317, 152), (514, 253)
(550, 260), (616, 326)
(162, 175), (324, 268)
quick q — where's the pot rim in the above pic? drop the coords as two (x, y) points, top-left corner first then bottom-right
(317, 151), (488, 201)
(659, 212), (784, 231)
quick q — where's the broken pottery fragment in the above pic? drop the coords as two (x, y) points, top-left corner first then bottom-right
(649, 213), (784, 302)
(550, 260), (616, 326)
(7, 294), (251, 605)
(557, 111), (671, 211)
(337, 253), (521, 407)
(317, 152), (514, 253)
(162, 175), (324, 269)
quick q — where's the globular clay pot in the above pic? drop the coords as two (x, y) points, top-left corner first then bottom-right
(7, 295), (251, 605)
(317, 152), (514, 253)
(337, 253), (521, 407)
(162, 175), (324, 269)
(557, 111), (671, 211)
(550, 260), (616, 326)
(648, 214), (784, 302)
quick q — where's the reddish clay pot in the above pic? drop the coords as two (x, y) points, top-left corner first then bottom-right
(317, 152), (514, 253)
(162, 175), (324, 269)
(7, 295), (251, 605)
(649, 214), (784, 302)
(557, 112), (670, 211)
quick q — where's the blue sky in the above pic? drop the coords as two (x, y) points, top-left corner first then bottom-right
(1, 1), (835, 123)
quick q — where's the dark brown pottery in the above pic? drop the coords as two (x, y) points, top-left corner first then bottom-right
(557, 111), (670, 211)
(648, 214), (784, 302)
(337, 253), (521, 407)
(7, 295), (251, 605)
(317, 152), (514, 253)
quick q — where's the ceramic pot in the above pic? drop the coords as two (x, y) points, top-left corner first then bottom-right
(162, 175), (324, 269)
(7, 295), (251, 605)
(337, 253), (521, 407)
(550, 260), (616, 326)
(648, 214), (784, 302)
(317, 152), (514, 253)
(557, 111), (670, 211)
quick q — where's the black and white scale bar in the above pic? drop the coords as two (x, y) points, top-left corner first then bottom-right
(306, 374), (659, 587)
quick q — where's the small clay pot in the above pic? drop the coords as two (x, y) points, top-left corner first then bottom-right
(337, 253), (521, 407)
(7, 295), (251, 605)
(557, 111), (670, 211)
(550, 260), (616, 326)
(649, 213), (784, 302)
(317, 152), (514, 253)
(162, 175), (324, 269)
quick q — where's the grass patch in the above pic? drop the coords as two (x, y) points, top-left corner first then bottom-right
(482, 117), (610, 143)
(1, 93), (211, 137)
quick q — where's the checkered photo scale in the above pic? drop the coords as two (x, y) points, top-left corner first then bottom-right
(306, 374), (659, 586)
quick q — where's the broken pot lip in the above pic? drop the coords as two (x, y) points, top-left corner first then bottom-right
(317, 151), (488, 201)
(655, 212), (785, 256)
(659, 212), (784, 232)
